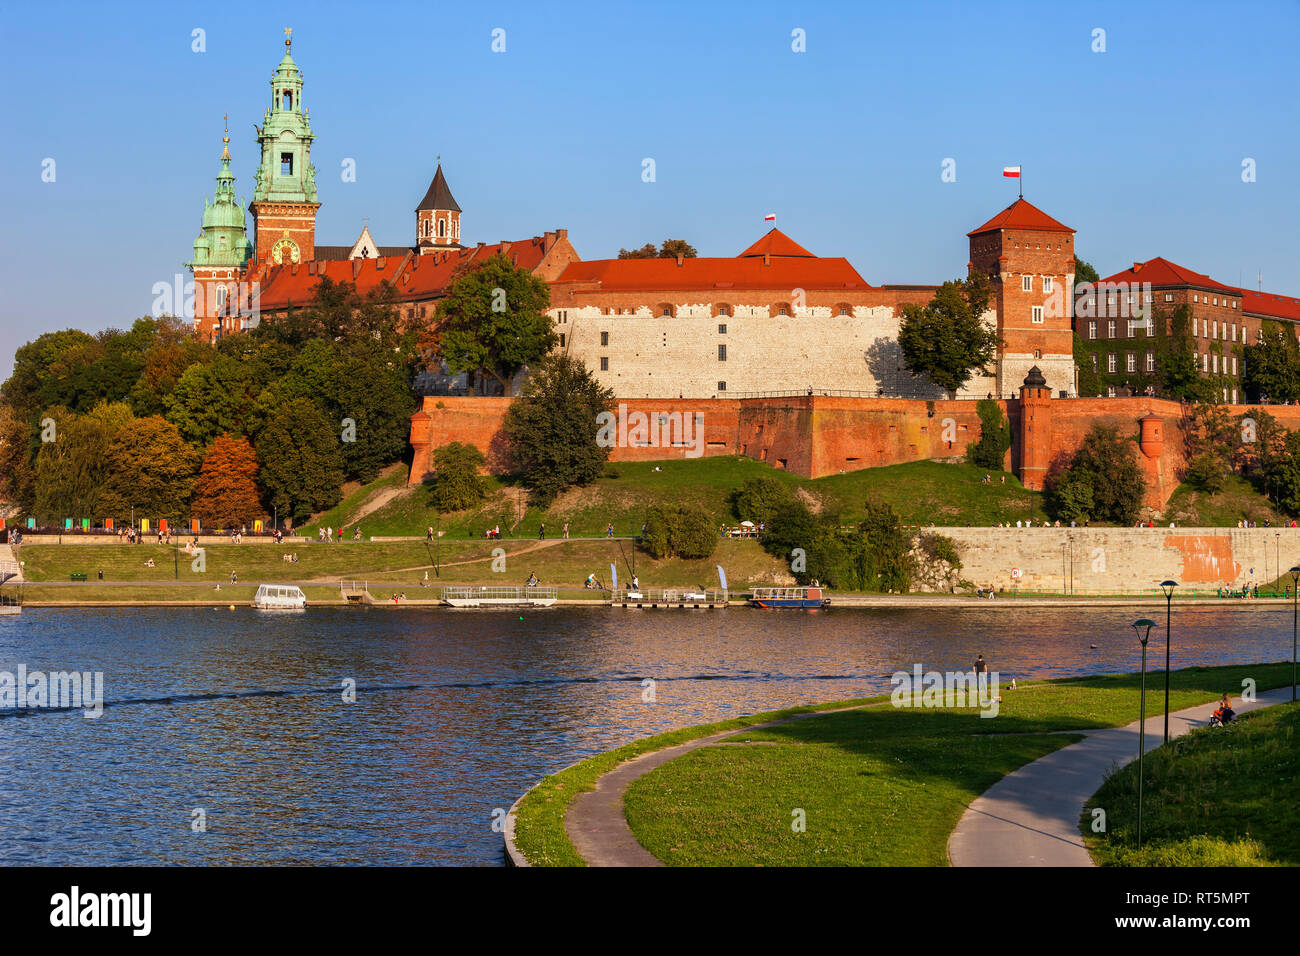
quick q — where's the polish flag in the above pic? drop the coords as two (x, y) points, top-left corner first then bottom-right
(1003, 166), (1022, 178)
(764, 213), (776, 221)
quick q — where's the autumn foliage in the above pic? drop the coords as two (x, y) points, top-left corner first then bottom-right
(191, 435), (263, 527)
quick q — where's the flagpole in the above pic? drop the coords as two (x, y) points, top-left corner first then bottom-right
(1019, 165), (1023, 200)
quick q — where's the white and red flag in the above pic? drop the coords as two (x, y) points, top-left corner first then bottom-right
(764, 213), (776, 221)
(1002, 166), (1022, 178)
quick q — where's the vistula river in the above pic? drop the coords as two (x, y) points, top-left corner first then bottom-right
(0, 604), (1293, 865)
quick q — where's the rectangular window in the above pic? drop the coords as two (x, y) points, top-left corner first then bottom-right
(718, 344), (727, 361)
(1107, 320), (1116, 337)
(1107, 353), (1117, 373)
(1212, 320), (1218, 338)
(1090, 355), (1098, 372)
(1127, 321), (1136, 338)
(718, 381), (726, 391)
(1031, 306), (1043, 323)
(1232, 388), (1238, 403)
(718, 323), (727, 334)
(600, 356), (609, 371)
(1193, 317), (1199, 336)
(1202, 353), (1209, 372)
(1146, 352), (1155, 372)
(280, 152), (293, 175)
(1194, 294), (1200, 303)
(1164, 293), (1174, 302)
(559, 333), (566, 348)
(1232, 356), (1238, 375)
(1022, 275), (1033, 292)
(1126, 353), (1136, 372)
(1213, 353), (1219, 373)
(1088, 321), (1097, 340)
(1107, 385), (1117, 398)
(600, 331), (609, 346)
(1043, 277), (1054, 293)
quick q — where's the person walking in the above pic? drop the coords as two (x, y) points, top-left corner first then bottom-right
(563, 522), (569, 539)
(974, 654), (988, 695)
(606, 523), (614, 538)
(539, 523), (546, 540)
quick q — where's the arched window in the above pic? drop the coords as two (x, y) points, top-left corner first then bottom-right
(282, 91), (292, 110)
(438, 219), (446, 238)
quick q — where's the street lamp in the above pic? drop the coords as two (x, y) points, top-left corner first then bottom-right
(1290, 566), (1300, 703)
(1159, 580), (1177, 744)
(1132, 618), (1156, 850)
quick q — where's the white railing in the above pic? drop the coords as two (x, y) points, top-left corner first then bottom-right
(442, 586), (558, 602)
(611, 587), (728, 604)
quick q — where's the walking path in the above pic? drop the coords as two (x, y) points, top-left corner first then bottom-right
(947, 685), (1296, 867)
(0, 543), (21, 583)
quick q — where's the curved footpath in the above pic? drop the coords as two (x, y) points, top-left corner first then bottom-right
(947, 685), (1294, 866)
(511, 687), (1296, 867)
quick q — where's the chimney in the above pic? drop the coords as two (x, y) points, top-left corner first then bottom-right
(308, 261), (317, 275)
(557, 228), (568, 240)
(377, 256), (386, 270)
(501, 241), (512, 255)
(352, 259), (362, 280)
(676, 254), (684, 267)
(476, 241), (485, 251)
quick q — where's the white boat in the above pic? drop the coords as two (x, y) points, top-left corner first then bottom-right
(252, 584), (308, 609)
(441, 586), (557, 608)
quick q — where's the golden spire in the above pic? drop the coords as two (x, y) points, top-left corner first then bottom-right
(221, 113), (230, 160)
(284, 26), (292, 51)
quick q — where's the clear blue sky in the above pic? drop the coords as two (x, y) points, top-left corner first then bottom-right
(1, 0), (1297, 380)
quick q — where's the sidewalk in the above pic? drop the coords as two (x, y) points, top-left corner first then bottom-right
(947, 685), (1296, 867)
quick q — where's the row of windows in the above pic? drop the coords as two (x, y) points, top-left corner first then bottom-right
(1192, 316), (1242, 342)
(1202, 353), (1239, 375)
(1091, 353), (1157, 374)
(558, 304), (856, 319)
(1020, 275), (1055, 293)
(1086, 319), (1154, 339)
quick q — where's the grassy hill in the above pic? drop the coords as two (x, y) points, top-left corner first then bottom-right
(1163, 474), (1284, 528)
(322, 457), (1048, 538)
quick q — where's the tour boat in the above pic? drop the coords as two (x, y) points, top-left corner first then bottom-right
(441, 586), (558, 608)
(252, 584), (308, 609)
(749, 586), (829, 608)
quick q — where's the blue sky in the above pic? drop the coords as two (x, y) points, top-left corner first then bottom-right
(1, 0), (1297, 379)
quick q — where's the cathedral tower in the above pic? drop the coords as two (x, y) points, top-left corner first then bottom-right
(416, 161), (462, 253)
(250, 28), (320, 266)
(188, 120), (252, 341)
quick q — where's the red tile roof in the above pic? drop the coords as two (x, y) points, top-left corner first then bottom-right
(738, 228), (815, 258)
(397, 238), (549, 301)
(967, 199), (1074, 236)
(256, 255), (406, 311)
(1097, 257), (1237, 293)
(1236, 288), (1300, 322)
(554, 255), (870, 292)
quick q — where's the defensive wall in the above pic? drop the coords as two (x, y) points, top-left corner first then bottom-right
(408, 394), (1300, 513)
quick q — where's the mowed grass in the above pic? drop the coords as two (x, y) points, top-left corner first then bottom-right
(1085, 700), (1300, 867)
(514, 662), (1299, 866)
(16, 538), (787, 590)
(19, 584), (345, 604)
(329, 457), (1048, 538)
(1164, 475), (1283, 528)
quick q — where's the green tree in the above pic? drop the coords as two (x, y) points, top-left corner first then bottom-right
(0, 402), (36, 510)
(426, 442), (488, 512)
(2, 329), (97, 418)
(424, 253), (555, 396)
(617, 240), (698, 259)
(1272, 430), (1300, 517)
(898, 272), (998, 398)
(98, 416), (201, 522)
(1046, 468), (1095, 524)
(1158, 306), (1215, 403)
(617, 243), (658, 259)
(1047, 424), (1146, 524)
(854, 497), (915, 593)
(1074, 256), (1100, 287)
(1243, 325), (1300, 404)
(165, 353), (265, 446)
(31, 402), (133, 520)
(967, 399), (1011, 470)
(640, 504), (717, 560)
(255, 399), (345, 522)
(503, 354), (616, 506)
(733, 476), (796, 524)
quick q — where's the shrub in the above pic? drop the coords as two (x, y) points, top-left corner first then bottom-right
(733, 476), (796, 523)
(427, 442), (487, 512)
(967, 399), (1011, 471)
(1184, 451), (1230, 495)
(640, 504), (717, 560)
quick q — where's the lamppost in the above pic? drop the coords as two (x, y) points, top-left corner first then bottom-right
(1132, 618), (1156, 850)
(1291, 566), (1300, 703)
(1160, 579), (1178, 744)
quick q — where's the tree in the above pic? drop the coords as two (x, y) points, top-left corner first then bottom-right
(98, 416), (201, 522)
(1243, 325), (1300, 404)
(426, 442), (488, 512)
(0, 402), (35, 510)
(129, 316), (215, 416)
(502, 354), (616, 506)
(31, 402), (133, 520)
(422, 253), (555, 396)
(854, 497), (915, 593)
(1183, 451), (1230, 495)
(617, 240), (698, 259)
(2, 329), (97, 418)
(1074, 256), (1100, 287)
(1158, 306), (1215, 403)
(1046, 424), (1146, 524)
(165, 353), (265, 446)
(192, 435), (264, 528)
(1271, 430), (1300, 517)
(640, 504), (717, 560)
(967, 399), (1011, 470)
(255, 275), (404, 349)
(898, 272), (998, 398)
(255, 399), (345, 522)
(733, 476), (796, 524)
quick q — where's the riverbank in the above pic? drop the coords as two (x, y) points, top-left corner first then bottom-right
(509, 662), (1300, 866)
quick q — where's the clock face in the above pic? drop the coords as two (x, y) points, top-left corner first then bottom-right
(271, 237), (300, 265)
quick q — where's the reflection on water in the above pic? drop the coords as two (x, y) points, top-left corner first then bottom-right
(0, 604), (1291, 865)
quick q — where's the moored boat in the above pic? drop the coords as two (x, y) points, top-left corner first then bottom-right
(749, 586), (829, 608)
(252, 584), (308, 609)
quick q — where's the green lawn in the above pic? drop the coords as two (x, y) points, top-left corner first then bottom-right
(514, 662), (1299, 866)
(323, 456), (1047, 538)
(1085, 700), (1300, 866)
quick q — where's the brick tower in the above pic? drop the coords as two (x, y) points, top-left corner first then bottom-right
(187, 121), (252, 342)
(968, 199), (1076, 398)
(416, 161), (462, 253)
(1018, 365), (1053, 490)
(249, 28), (319, 266)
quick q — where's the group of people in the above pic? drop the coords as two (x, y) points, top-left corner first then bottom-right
(980, 474), (1007, 485)
(316, 526), (358, 542)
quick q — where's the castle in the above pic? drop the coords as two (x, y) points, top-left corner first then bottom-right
(188, 34), (1300, 512)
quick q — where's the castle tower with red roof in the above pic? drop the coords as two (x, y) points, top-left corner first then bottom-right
(968, 199), (1076, 397)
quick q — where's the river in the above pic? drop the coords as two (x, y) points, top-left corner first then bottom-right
(0, 604), (1293, 865)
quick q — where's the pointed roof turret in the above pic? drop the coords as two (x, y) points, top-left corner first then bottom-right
(416, 162), (461, 213)
(968, 199), (1073, 236)
(739, 228), (815, 258)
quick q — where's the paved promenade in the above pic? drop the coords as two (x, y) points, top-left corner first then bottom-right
(947, 685), (1295, 867)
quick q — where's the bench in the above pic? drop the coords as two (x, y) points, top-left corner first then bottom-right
(70, 573), (87, 582)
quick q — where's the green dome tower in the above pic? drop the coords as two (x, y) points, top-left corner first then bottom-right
(188, 119), (253, 342)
